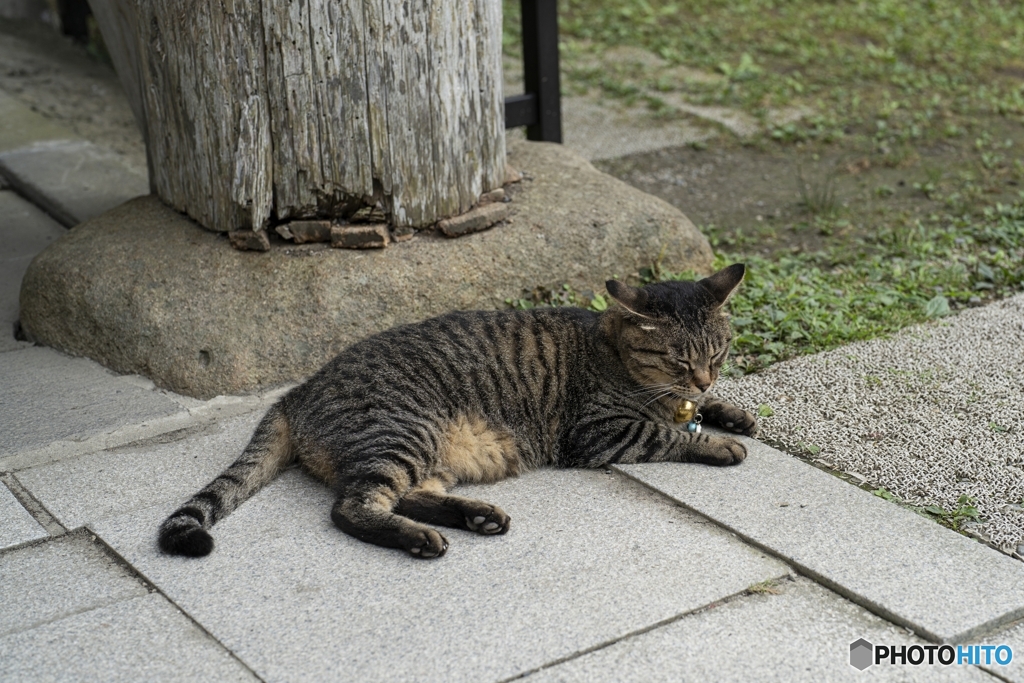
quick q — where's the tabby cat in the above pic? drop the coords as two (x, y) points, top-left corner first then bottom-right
(159, 263), (757, 559)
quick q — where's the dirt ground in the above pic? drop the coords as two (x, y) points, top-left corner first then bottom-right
(597, 122), (1024, 258)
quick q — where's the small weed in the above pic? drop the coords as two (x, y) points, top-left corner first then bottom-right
(747, 579), (783, 595)
(873, 489), (981, 533)
(795, 441), (821, 455)
(505, 284), (609, 313)
(757, 403), (775, 418)
(872, 487), (897, 502)
(797, 165), (840, 217)
(989, 422), (1010, 433)
(717, 53), (762, 82)
(921, 495), (982, 532)
(924, 295), (951, 318)
(912, 181), (938, 199)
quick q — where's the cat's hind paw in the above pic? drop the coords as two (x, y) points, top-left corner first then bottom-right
(408, 529), (449, 559)
(465, 505), (511, 535)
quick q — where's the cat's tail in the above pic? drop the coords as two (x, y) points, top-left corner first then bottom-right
(158, 402), (293, 557)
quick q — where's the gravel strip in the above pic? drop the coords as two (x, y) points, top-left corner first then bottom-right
(716, 292), (1024, 555)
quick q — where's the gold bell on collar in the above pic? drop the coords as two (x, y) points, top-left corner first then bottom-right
(674, 399), (697, 424)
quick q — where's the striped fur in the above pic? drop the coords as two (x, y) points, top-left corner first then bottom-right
(159, 263), (756, 559)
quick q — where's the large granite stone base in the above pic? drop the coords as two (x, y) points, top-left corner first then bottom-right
(19, 140), (713, 398)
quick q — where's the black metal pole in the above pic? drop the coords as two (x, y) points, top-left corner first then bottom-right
(520, 0), (562, 143)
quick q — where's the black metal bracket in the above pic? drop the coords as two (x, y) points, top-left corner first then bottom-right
(504, 0), (562, 143)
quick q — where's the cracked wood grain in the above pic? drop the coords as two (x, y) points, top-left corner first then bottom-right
(90, 0), (506, 233)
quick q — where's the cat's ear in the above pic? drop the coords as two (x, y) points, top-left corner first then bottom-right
(698, 263), (745, 307)
(605, 280), (650, 317)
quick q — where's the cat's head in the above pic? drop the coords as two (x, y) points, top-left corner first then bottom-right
(603, 263), (745, 399)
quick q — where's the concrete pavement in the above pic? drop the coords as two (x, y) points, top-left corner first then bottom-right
(3, 20), (1024, 683)
(5, 331), (1022, 681)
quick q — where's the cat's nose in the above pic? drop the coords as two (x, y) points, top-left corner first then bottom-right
(695, 380), (712, 393)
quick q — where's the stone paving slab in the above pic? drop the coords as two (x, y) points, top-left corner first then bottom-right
(0, 593), (258, 682)
(525, 577), (994, 683)
(0, 189), (66, 352)
(0, 89), (74, 153)
(617, 434), (1024, 643)
(92, 469), (789, 683)
(0, 480), (45, 551)
(557, 95), (714, 162)
(0, 139), (148, 227)
(0, 189), (67, 260)
(984, 620), (1024, 683)
(1, 254), (35, 352)
(0, 346), (184, 470)
(0, 533), (146, 638)
(15, 411), (263, 529)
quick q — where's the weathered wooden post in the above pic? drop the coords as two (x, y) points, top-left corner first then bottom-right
(23, 0), (714, 398)
(88, 0), (507, 243)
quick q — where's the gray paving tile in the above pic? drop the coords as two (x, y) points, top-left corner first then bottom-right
(0, 139), (148, 227)
(0, 480), (46, 551)
(0, 254), (33, 352)
(0, 189), (66, 260)
(0, 189), (66, 351)
(92, 468), (788, 683)
(16, 411), (263, 529)
(0, 90), (74, 154)
(616, 434), (1024, 643)
(0, 346), (183, 468)
(0, 337), (31, 354)
(0, 533), (146, 637)
(0, 593), (257, 682)
(525, 577), (996, 683)
(983, 619), (1024, 682)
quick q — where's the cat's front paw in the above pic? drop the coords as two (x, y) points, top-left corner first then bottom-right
(693, 436), (747, 466)
(722, 407), (758, 437)
(705, 402), (758, 437)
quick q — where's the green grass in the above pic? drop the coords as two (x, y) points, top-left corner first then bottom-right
(506, 0), (1024, 147)
(504, 0), (1024, 375)
(711, 196), (1024, 373)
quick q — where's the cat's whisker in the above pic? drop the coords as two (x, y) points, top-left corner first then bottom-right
(629, 381), (673, 391)
(627, 383), (675, 397)
(632, 389), (675, 401)
(640, 390), (676, 409)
